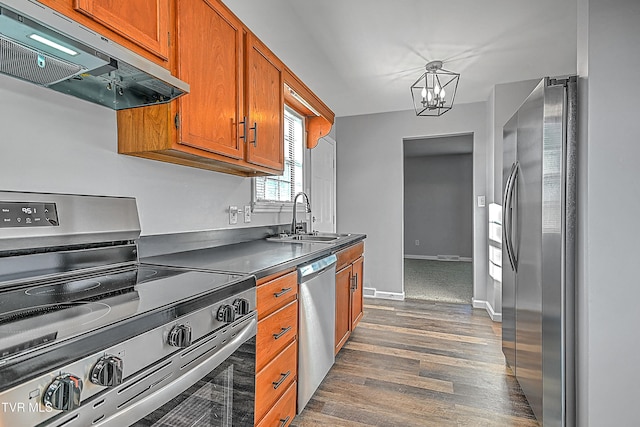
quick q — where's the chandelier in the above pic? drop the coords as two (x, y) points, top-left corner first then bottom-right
(410, 60), (460, 116)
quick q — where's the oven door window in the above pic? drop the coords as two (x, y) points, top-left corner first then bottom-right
(132, 337), (255, 427)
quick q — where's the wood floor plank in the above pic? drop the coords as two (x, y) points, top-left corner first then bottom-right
(292, 299), (537, 427)
(357, 322), (490, 345)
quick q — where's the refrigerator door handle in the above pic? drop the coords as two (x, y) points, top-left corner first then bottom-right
(503, 162), (516, 270)
(509, 163), (520, 271)
(503, 162), (519, 272)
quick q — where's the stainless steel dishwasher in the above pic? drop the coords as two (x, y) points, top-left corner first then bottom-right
(297, 253), (337, 414)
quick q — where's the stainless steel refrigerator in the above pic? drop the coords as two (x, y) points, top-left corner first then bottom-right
(502, 76), (576, 427)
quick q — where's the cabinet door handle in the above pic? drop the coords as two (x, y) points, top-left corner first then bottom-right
(273, 326), (292, 340)
(250, 122), (258, 147)
(239, 117), (247, 142)
(350, 274), (358, 291)
(279, 416), (291, 427)
(272, 370), (291, 389)
(274, 287), (292, 298)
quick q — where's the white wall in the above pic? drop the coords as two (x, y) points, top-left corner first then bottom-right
(336, 102), (487, 301)
(0, 75), (290, 235)
(403, 153), (473, 258)
(577, 0), (640, 425)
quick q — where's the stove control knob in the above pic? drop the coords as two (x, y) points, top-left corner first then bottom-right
(168, 324), (192, 348)
(91, 355), (124, 387)
(216, 304), (236, 323)
(233, 298), (250, 316)
(43, 374), (83, 411)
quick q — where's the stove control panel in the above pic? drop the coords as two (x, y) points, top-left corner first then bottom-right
(0, 201), (58, 228)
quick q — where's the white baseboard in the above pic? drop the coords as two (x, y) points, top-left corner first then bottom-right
(404, 254), (472, 262)
(472, 298), (486, 309)
(472, 298), (502, 322)
(363, 287), (405, 301)
(486, 303), (502, 322)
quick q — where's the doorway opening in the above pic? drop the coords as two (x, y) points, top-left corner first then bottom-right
(403, 133), (474, 303)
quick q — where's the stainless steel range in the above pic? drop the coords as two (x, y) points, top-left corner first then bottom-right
(0, 191), (257, 427)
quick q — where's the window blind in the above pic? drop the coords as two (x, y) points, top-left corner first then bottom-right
(255, 108), (303, 203)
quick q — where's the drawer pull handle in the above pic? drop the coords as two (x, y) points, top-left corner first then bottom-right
(272, 371), (291, 390)
(274, 287), (292, 298)
(279, 415), (291, 427)
(273, 326), (292, 340)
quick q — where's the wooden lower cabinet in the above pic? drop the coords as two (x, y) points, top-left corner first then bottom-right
(335, 266), (351, 354)
(256, 380), (296, 427)
(255, 340), (297, 423)
(350, 256), (364, 329)
(255, 269), (298, 426)
(256, 300), (298, 371)
(334, 241), (365, 355)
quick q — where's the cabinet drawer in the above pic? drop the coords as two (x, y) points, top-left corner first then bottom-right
(336, 241), (364, 271)
(257, 271), (298, 320)
(257, 300), (298, 371)
(255, 340), (297, 422)
(256, 380), (296, 427)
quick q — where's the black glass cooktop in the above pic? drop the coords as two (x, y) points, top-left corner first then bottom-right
(0, 265), (246, 361)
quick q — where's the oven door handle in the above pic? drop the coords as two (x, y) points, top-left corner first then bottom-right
(94, 314), (257, 427)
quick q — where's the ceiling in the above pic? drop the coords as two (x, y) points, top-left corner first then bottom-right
(223, 0), (577, 118)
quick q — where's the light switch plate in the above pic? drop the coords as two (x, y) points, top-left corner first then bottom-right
(229, 206), (238, 225)
(477, 195), (486, 207)
(244, 205), (251, 223)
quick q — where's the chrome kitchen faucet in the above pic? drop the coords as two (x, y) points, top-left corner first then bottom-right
(291, 192), (311, 234)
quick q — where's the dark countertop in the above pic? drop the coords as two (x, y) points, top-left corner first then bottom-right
(140, 234), (366, 279)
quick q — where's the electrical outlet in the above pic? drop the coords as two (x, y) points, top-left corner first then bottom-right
(415, 239), (420, 246)
(229, 206), (238, 225)
(244, 205), (251, 223)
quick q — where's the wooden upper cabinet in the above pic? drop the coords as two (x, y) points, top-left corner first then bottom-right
(117, 0), (331, 177)
(74, 0), (170, 61)
(245, 34), (284, 171)
(175, 0), (244, 159)
(38, 0), (171, 67)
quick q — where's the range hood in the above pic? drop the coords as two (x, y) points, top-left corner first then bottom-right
(0, 0), (188, 110)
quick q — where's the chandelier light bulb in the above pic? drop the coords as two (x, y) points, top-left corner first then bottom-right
(440, 88), (446, 100)
(434, 84), (440, 96)
(421, 87), (427, 99)
(427, 90), (433, 103)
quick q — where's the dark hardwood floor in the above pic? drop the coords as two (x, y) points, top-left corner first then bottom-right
(292, 299), (538, 427)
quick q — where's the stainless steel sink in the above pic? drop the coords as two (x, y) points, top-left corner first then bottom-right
(266, 232), (350, 244)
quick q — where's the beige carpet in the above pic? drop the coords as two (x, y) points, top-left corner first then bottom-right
(403, 258), (473, 304)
